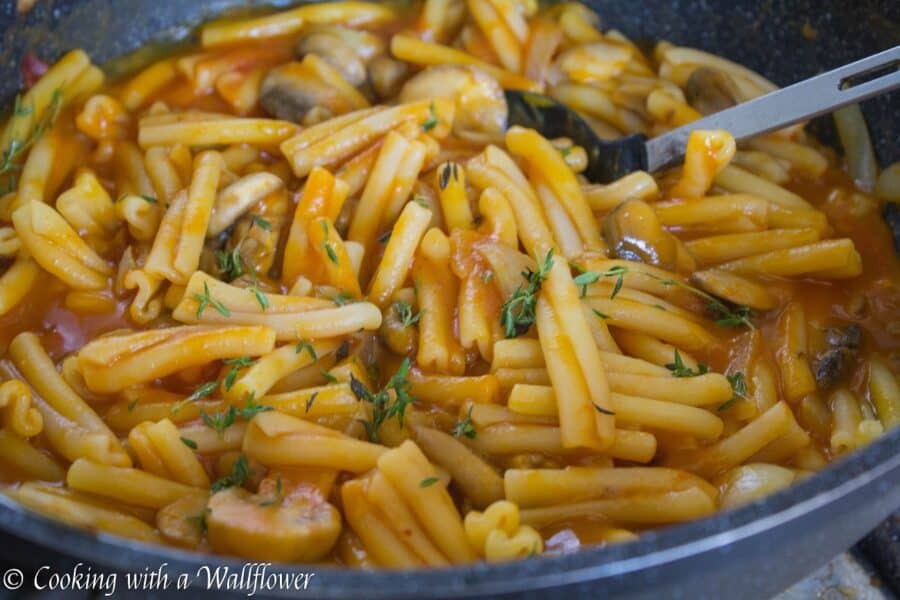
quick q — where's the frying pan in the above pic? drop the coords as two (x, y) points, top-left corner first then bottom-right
(1, 1), (899, 598)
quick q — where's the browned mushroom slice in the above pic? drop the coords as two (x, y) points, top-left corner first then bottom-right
(296, 32), (367, 88)
(368, 55), (409, 101)
(206, 480), (341, 562)
(814, 325), (862, 390)
(260, 63), (332, 123)
(398, 66), (506, 143)
(685, 67), (742, 115)
(157, 492), (210, 549)
(602, 199), (678, 269)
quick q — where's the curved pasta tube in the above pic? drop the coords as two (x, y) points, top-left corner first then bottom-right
(0, 49), (92, 153)
(466, 146), (556, 260)
(372, 440), (477, 563)
(0, 227), (21, 257)
(347, 131), (427, 253)
(368, 201), (432, 307)
(506, 126), (602, 251)
(504, 466), (718, 508)
(123, 268), (165, 324)
(484, 526), (543, 562)
(200, 1), (395, 47)
(307, 217), (361, 296)
(66, 458), (202, 509)
(75, 94), (131, 141)
(224, 338), (340, 403)
(57, 169), (120, 237)
(128, 419), (210, 487)
(243, 411), (385, 472)
(281, 100), (453, 179)
(463, 500), (544, 561)
(0, 254), (40, 316)
(78, 325), (276, 393)
(117, 194), (163, 242)
(0, 429), (65, 481)
(0, 379), (43, 438)
(435, 162), (473, 231)
(282, 166), (349, 284)
(10, 332), (131, 467)
(414, 229), (465, 375)
(478, 187), (518, 248)
(173, 271), (337, 340)
(175, 151), (223, 279)
(463, 500), (520, 551)
(7, 483), (159, 542)
(671, 129), (736, 198)
(293, 303), (383, 339)
(12, 201), (113, 290)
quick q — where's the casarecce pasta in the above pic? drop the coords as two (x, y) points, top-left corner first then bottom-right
(0, 0), (898, 567)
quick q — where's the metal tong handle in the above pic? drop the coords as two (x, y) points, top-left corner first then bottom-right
(645, 45), (900, 172)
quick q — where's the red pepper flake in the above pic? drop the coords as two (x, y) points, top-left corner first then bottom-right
(21, 53), (49, 90)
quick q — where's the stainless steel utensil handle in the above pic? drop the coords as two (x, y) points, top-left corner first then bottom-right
(645, 45), (900, 172)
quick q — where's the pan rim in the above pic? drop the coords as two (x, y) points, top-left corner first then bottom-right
(1, 425), (898, 598)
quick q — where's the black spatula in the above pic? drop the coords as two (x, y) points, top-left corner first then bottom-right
(505, 45), (900, 183)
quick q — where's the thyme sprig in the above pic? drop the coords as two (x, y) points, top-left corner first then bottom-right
(499, 250), (554, 338)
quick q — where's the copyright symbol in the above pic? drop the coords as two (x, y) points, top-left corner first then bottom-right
(3, 568), (23, 590)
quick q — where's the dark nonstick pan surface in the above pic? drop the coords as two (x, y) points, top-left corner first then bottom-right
(0, 1), (899, 598)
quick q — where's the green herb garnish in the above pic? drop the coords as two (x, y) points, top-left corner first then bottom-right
(331, 292), (352, 306)
(251, 215), (271, 231)
(296, 339), (317, 360)
(1, 88), (62, 181)
(719, 371), (748, 411)
(259, 475), (283, 507)
(500, 249), (554, 338)
(422, 101), (438, 131)
(210, 455), (252, 492)
(395, 301), (421, 328)
(572, 264), (755, 329)
(193, 281), (231, 319)
(305, 391), (318, 413)
(223, 356), (256, 391)
(186, 508), (210, 534)
(215, 248), (244, 282)
(248, 275), (269, 311)
(451, 405), (476, 438)
(350, 358), (415, 443)
(665, 349), (709, 378)
(419, 477), (439, 488)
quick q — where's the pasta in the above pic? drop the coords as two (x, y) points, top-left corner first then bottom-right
(0, 0), (897, 571)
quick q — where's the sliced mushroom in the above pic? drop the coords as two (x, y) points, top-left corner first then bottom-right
(206, 480), (341, 562)
(156, 492), (210, 549)
(207, 172), (284, 238)
(296, 33), (367, 88)
(814, 325), (862, 390)
(602, 199), (678, 270)
(260, 63), (331, 123)
(398, 66), (507, 143)
(685, 67), (742, 115)
(368, 55), (409, 101)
